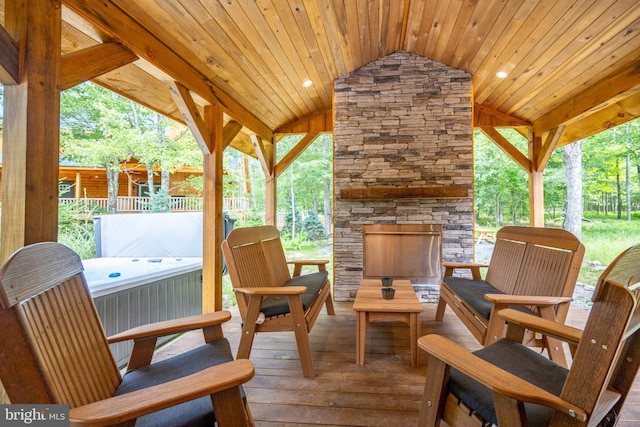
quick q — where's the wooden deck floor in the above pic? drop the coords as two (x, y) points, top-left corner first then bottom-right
(155, 301), (639, 426)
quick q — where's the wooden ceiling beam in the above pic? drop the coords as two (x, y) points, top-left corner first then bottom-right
(59, 42), (138, 91)
(534, 61), (640, 135)
(222, 121), (243, 149)
(251, 135), (273, 177)
(479, 127), (532, 172)
(536, 126), (564, 172)
(275, 132), (320, 178)
(0, 24), (19, 85)
(473, 103), (531, 128)
(275, 107), (334, 134)
(556, 91), (640, 147)
(62, 0), (274, 142)
(168, 80), (212, 155)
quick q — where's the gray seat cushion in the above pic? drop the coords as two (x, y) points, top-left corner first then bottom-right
(259, 271), (328, 318)
(116, 338), (244, 427)
(444, 277), (533, 319)
(448, 339), (568, 426)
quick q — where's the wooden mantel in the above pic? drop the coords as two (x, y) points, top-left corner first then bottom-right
(338, 186), (469, 200)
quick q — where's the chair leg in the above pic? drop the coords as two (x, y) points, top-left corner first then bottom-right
(492, 392), (527, 426)
(288, 295), (315, 377)
(210, 386), (253, 427)
(538, 305), (569, 368)
(325, 291), (336, 315)
(419, 355), (449, 427)
(435, 297), (447, 321)
(237, 296), (262, 359)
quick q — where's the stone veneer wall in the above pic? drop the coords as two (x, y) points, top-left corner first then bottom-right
(333, 51), (474, 302)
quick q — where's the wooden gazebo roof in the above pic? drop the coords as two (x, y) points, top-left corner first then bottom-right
(1, 0), (640, 311)
(3, 0), (636, 155)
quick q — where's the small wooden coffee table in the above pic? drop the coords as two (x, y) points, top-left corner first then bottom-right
(353, 279), (423, 367)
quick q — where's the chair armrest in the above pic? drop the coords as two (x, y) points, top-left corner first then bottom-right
(108, 311), (232, 344)
(288, 259), (329, 276)
(418, 334), (587, 422)
(485, 294), (573, 306)
(287, 259), (328, 266)
(442, 262), (488, 279)
(234, 286), (307, 296)
(498, 308), (583, 346)
(442, 262), (489, 269)
(69, 359), (254, 427)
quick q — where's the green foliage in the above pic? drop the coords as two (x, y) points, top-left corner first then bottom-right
(282, 207), (303, 237)
(149, 188), (171, 212)
(57, 201), (96, 259)
(474, 130), (528, 226)
(59, 82), (202, 213)
(581, 217), (640, 264)
(475, 118), (640, 227)
(303, 211), (325, 240)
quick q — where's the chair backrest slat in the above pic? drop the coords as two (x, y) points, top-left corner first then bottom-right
(514, 245), (573, 296)
(0, 243), (121, 407)
(485, 239), (526, 293)
(222, 226), (293, 320)
(553, 244), (640, 425)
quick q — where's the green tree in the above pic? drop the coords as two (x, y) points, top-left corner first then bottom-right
(60, 82), (202, 213)
(474, 130), (529, 226)
(60, 84), (137, 213)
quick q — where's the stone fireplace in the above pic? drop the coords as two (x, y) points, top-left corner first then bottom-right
(332, 51), (474, 302)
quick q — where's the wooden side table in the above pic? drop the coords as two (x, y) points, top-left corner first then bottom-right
(353, 279), (423, 367)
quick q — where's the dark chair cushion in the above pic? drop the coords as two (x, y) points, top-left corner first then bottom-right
(444, 277), (504, 319)
(116, 338), (244, 427)
(259, 271), (328, 318)
(448, 339), (568, 426)
(444, 277), (533, 319)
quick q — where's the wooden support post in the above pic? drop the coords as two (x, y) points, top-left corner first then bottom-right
(202, 104), (225, 313)
(251, 134), (277, 226)
(529, 133), (545, 227)
(1, 0), (62, 262)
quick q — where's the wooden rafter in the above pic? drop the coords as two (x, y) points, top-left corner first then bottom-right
(275, 132), (320, 178)
(534, 61), (640, 135)
(473, 104), (530, 128)
(275, 108), (334, 134)
(223, 121), (243, 149)
(557, 91), (640, 147)
(251, 134), (273, 177)
(59, 43), (138, 91)
(536, 126), (564, 172)
(0, 24), (19, 85)
(168, 80), (212, 155)
(62, 0), (274, 142)
(479, 127), (531, 172)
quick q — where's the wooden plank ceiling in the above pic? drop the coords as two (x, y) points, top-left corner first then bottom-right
(3, 0), (640, 157)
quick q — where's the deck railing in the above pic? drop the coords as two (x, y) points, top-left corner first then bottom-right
(59, 196), (248, 215)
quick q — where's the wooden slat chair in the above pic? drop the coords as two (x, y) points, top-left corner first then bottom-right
(436, 226), (585, 366)
(418, 243), (640, 427)
(221, 225), (335, 377)
(0, 242), (255, 427)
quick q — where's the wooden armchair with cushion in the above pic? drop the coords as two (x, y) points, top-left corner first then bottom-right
(436, 226), (585, 366)
(419, 244), (640, 427)
(0, 242), (254, 427)
(222, 225), (335, 377)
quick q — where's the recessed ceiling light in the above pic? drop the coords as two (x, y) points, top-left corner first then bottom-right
(496, 71), (508, 79)
(302, 80), (313, 87)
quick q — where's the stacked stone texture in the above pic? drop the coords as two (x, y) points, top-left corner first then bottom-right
(333, 51), (474, 302)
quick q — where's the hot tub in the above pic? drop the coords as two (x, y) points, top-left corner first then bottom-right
(83, 257), (203, 367)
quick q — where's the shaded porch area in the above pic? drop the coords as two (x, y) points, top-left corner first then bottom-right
(154, 300), (640, 426)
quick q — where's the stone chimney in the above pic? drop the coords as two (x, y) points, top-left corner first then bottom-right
(332, 51), (474, 302)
